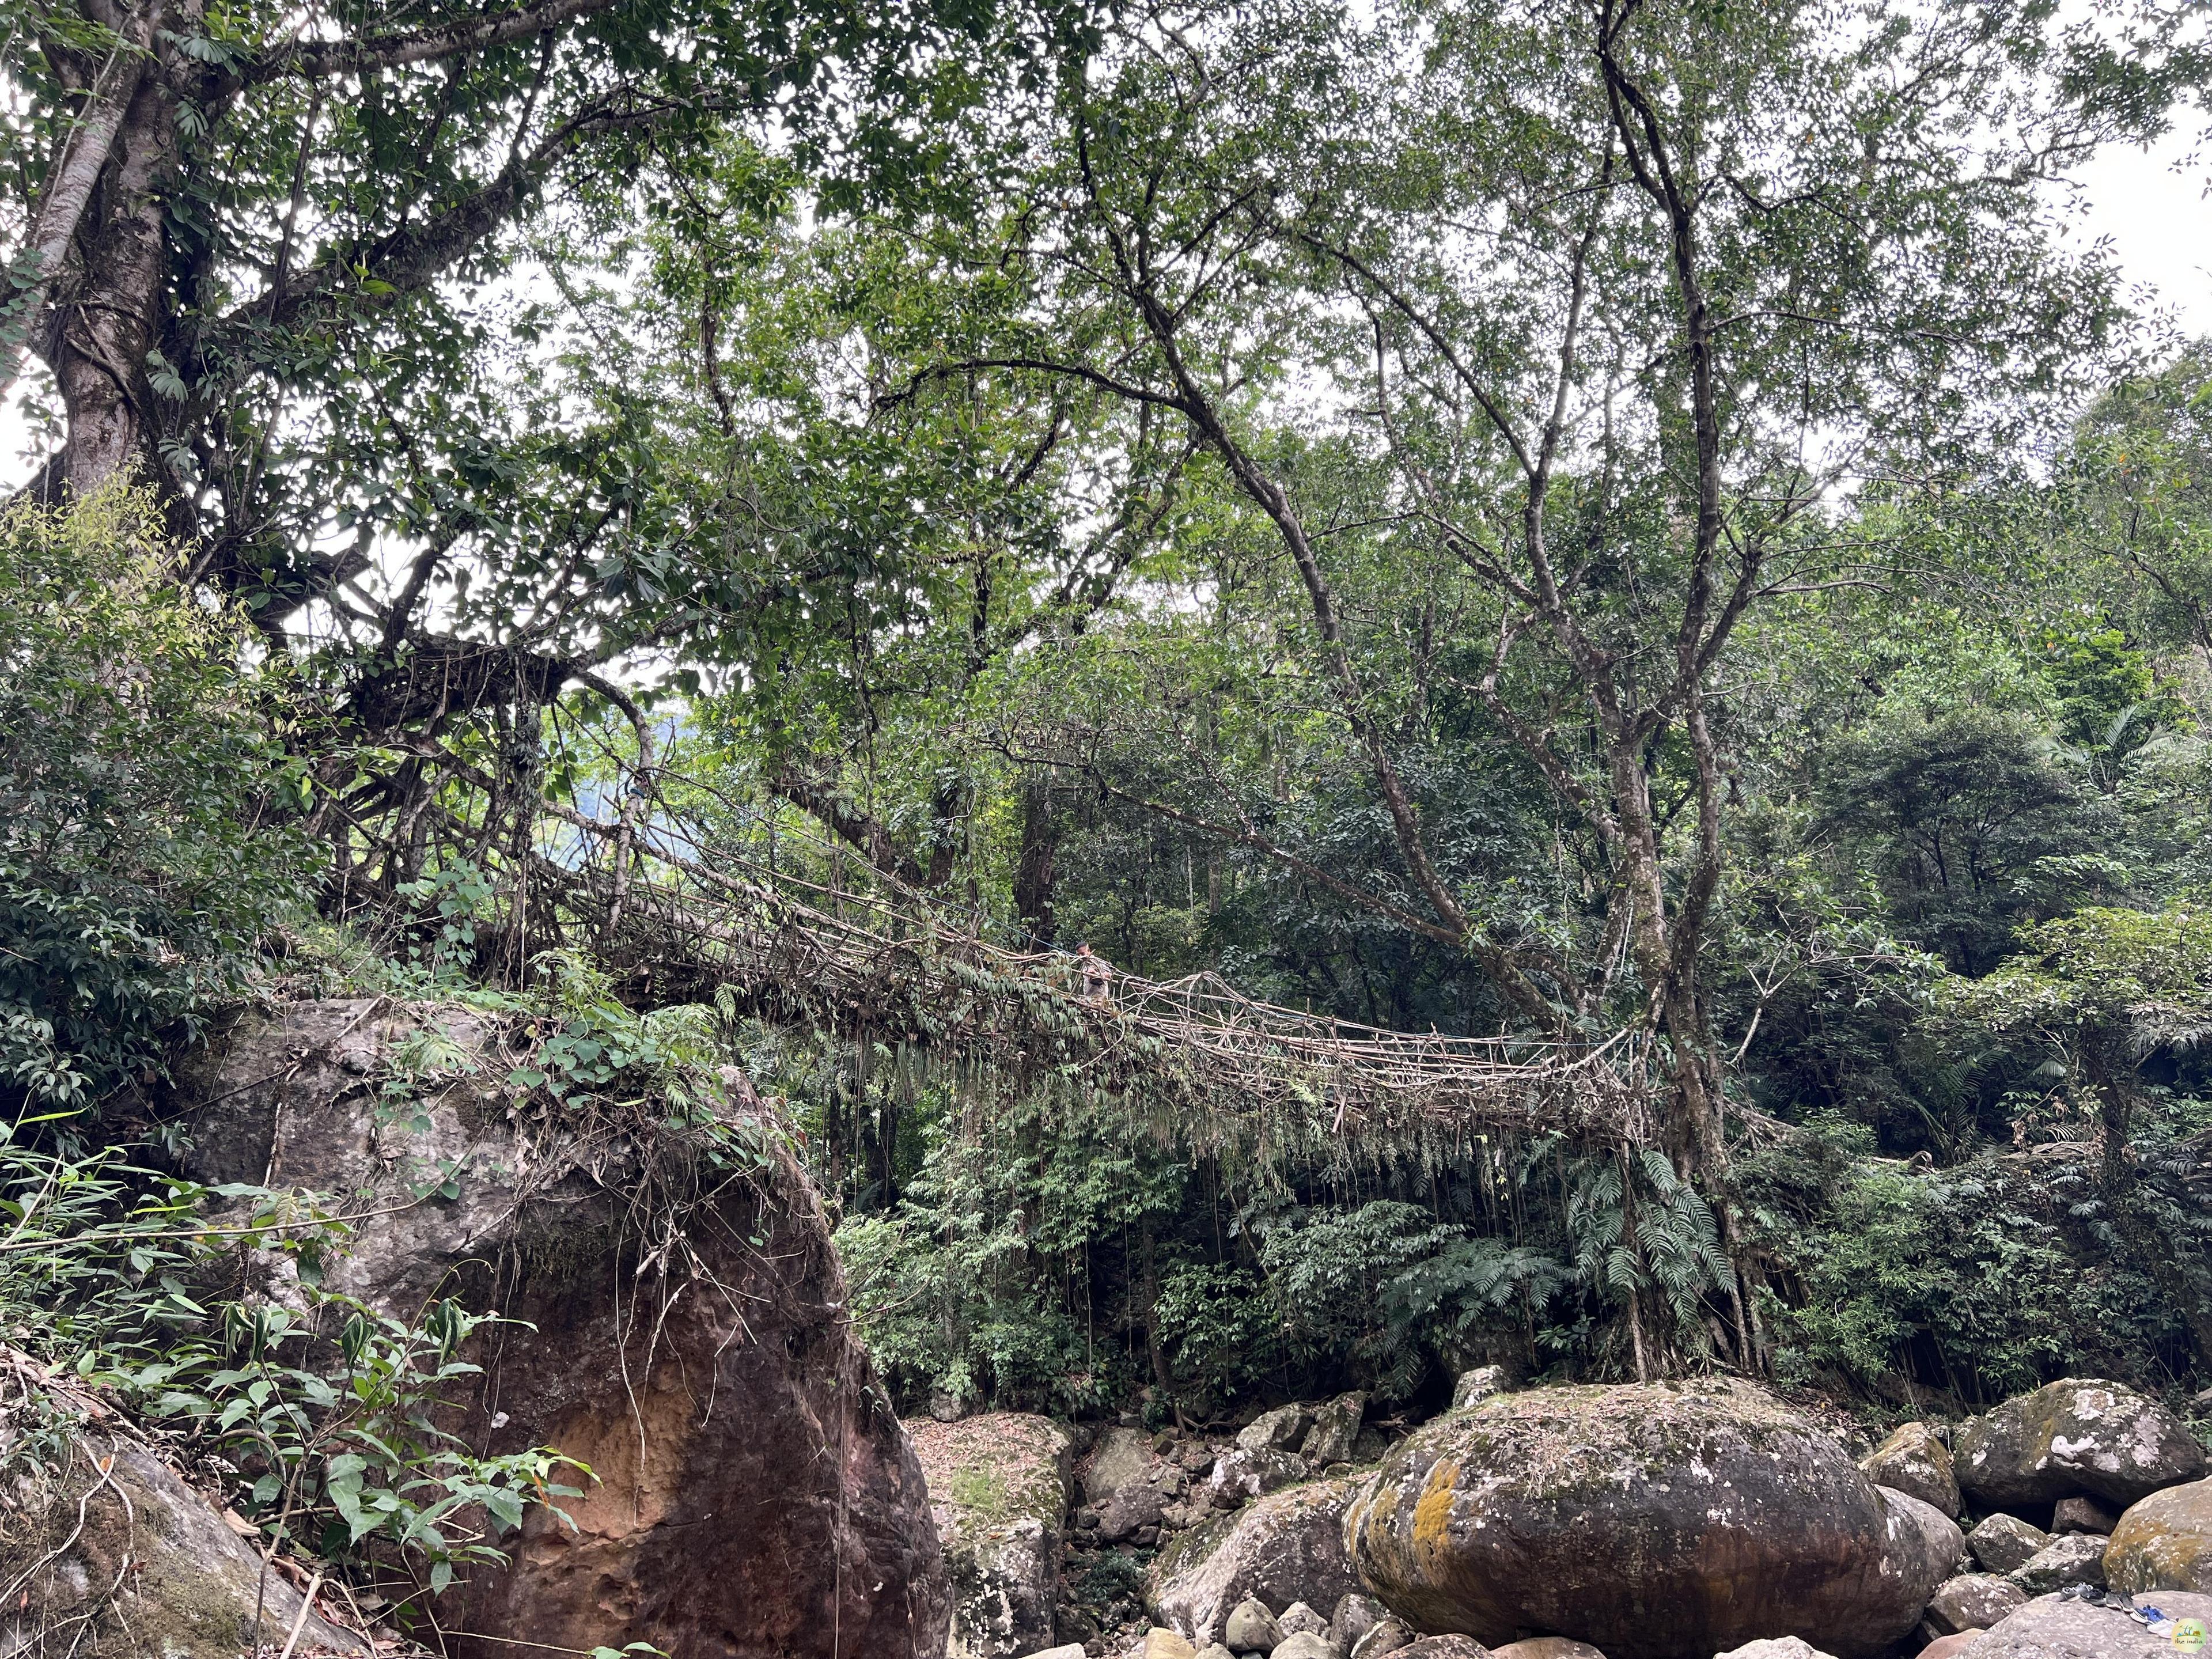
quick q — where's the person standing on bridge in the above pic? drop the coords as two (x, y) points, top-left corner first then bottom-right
(1076, 942), (1115, 1005)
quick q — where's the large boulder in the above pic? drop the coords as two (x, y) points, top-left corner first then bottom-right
(1968, 1515), (2052, 1575)
(1862, 1422), (1960, 1517)
(1960, 1592), (2189, 1658)
(1955, 1381), (2206, 1512)
(1149, 1479), (1362, 1645)
(1085, 1427), (1156, 1507)
(2005, 1535), (2106, 1593)
(1304, 1393), (1369, 1467)
(1240, 1406), (1313, 1453)
(1340, 1379), (1960, 1659)
(0, 1429), (366, 1658)
(1924, 1575), (2029, 1635)
(1205, 1446), (1309, 1508)
(173, 997), (948, 1659)
(2105, 1476), (2212, 1593)
(910, 1413), (1073, 1657)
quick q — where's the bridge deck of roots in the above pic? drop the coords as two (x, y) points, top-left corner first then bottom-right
(550, 810), (1653, 1158)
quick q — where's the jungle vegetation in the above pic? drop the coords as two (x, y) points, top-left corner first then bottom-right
(2, 0), (2212, 1522)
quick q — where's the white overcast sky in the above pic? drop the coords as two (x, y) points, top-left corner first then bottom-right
(3, 123), (2208, 493)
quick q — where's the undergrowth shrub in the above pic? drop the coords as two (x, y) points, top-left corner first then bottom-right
(0, 1142), (578, 1614)
(0, 487), (312, 1118)
(1740, 1118), (2191, 1404)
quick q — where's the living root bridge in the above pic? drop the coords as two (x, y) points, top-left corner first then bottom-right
(578, 830), (1649, 1166)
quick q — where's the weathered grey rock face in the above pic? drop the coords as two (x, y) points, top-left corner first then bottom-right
(1206, 1446), (1310, 1508)
(1925, 1574), (2029, 1635)
(1341, 1380), (1960, 1659)
(1959, 1593), (2179, 1658)
(1488, 1642), (1608, 1659)
(2050, 1495), (2120, 1536)
(1450, 1367), (1508, 1411)
(0, 1432), (365, 1658)
(1240, 1406), (1314, 1453)
(1394, 1641), (1491, 1659)
(1351, 1617), (1415, 1659)
(1955, 1380), (2207, 1512)
(1087, 1428), (1157, 1507)
(1304, 1393), (1369, 1467)
(175, 997), (947, 1659)
(1969, 1514), (2053, 1575)
(1149, 1479), (1362, 1646)
(2006, 1533), (2107, 1593)
(1327, 1592), (1385, 1654)
(2106, 1476), (2212, 1593)
(1862, 1421), (1960, 1517)
(1712, 1643), (1835, 1659)
(910, 1413), (1073, 1658)
(1223, 1597), (1280, 1653)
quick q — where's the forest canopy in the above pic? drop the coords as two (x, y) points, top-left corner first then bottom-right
(5, 0), (2212, 1433)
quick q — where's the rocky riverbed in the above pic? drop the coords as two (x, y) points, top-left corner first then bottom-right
(918, 1372), (2212, 1659)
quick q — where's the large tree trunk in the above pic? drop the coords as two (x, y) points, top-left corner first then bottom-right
(24, 2), (189, 508)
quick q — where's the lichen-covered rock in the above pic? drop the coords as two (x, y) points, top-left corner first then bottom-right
(1955, 1380), (2206, 1511)
(1352, 1618), (1415, 1659)
(1968, 1514), (2052, 1575)
(1302, 1393), (1368, 1467)
(1328, 1593), (1385, 1654)
(1149, 1479), (1361, 1646)
(1862, 1422), (1960, 1517)
(0, 1431), (365, 1658)
(1924, 1575), (2029, 1635)
(2005, 1533), (2107, 1592)
(1146, 1630), (1200, 1659)
(1450, 1367), (1508, 1411)
(2105, 1477), (2212, 1593)
(1273, 1635), (1339, 1659)
(910, 1412), (1073, 1658)
(1340, 1380), (1960, 1659)
(1240, 1406), (1313, 1453)
(1086, 1428), (1156, 1506)
(1206, 1446), (1309, 1508)
(1278, 1601), (1327, 1638)
(1958, 1593), (2177, 1658)
(1225, 1598), (1280, 1653)
(1395, 1642), (1491, 1659)
(175, 997), (947, 1659)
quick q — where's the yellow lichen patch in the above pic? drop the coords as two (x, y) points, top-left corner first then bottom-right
(1413, 1457), (1461, 1558)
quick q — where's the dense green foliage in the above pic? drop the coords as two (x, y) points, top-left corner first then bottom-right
(8, 1), (2212, 1628)
(0, 488), (312, 1116)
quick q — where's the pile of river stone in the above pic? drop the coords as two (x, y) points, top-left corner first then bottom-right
(935, 1371), (2212, 1659)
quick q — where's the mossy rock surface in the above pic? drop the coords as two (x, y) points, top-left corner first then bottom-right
(2106, 1477), (2212, 1593)
(0, 1433), (361, 1658)
(1344, 1378), (1959, 1659)
(1146, 1476), (1359, 1647)
(908, 1414), (1071, 1658)
(910, 1412), (1072, 1540)
(1955, 1378), (2207, 1511)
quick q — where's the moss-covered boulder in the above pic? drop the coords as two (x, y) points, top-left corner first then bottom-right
(1147, 1478), (1362, 1646)
(1862, 1422), (1959, 1517)
(1954, 1380), (2206, 1512)
(1341, 1380), (1960, 1659)
(909, 1412), (1073, 1658)
(0, 1431), (364, 1658)
(2105, 1477), (2212, 1594)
